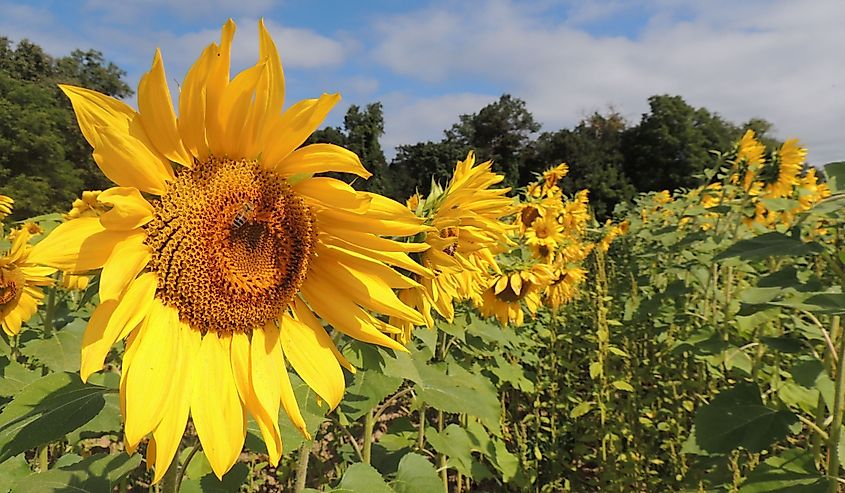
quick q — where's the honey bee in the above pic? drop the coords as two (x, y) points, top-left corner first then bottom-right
(232, 201), (256, 229)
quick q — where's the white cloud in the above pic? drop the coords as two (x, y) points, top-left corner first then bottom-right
(371, 0), (845, 164)
(380, 92), (497, 157)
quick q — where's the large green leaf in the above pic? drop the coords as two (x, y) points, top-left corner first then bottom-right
(0, 455), (30, 493)
(391, 452), (443, 493)
(19, 319), (85, 373)
(694, 382), (797, 453)
(426, 424), (473, 476)
(739, 448), (829, 492)
(0, 358), (38, 397)
(715, 233), (823, 261)
(10, 453), (141, 493)
(338, 463), (394, 493)
(340, 369), (403, 421)
(0, 372), (107, 462)
(180, 462), (250, 493)
(823, 161), (845, 194)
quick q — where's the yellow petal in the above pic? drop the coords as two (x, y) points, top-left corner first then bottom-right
(80, 300), (118, 382)
(212, 60), (267, 158)
(300, 279), (407, 352)
(243, 19), (285, 157)
(204, 20), (236, 150)
(27, 217), (133, 273)
(279, 313), (344, 410)
(278, 348), (309, 439)
(276, 144), (371, 179)
(107, 272), (158, 344)
(58, 84), (133, 148)
(124, 301), (179, 447)
(294, 177), (371, 212)
(510, 273), (523, 296)
(261, 93), (340, 169)
(249, 322), (284, 465)
(191, 332), (246, 480)
(97, 187), (154, 231)
(178, 43), (216, 161)
(292, 298), (355, 374)
(138, 49), (192, 167)
(99, 235), (151, 302)
(92, 124), (173, 195)
(150, 322), (199, 483)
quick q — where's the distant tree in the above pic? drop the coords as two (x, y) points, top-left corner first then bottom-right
(447, 94), (540, 188)
(621, 95), (738, 192)
(0, 37), (130, 218)
(386, 139), (469, 201)
(525, 111), (635, 218)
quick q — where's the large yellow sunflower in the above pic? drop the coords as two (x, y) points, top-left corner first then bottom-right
(28, 19), (428, 481)
(1, 227), (55, 335)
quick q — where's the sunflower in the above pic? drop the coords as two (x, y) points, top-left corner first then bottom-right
(393, 152), (513, 341)
(542, 163), (569, 190)
(28, 19), (429, 481)
(1, 227), (55, 336)
(765, 139), (805, 199)
(0, 195), (12, 220)
(476, 263), (553, 326)
(524, 213), (564, 260)
(545, 262), (587, 310)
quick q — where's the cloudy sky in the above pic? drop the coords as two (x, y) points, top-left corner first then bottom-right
(2, 0), (843, 164)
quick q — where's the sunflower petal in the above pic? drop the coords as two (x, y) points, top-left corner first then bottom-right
(277, 144), (370, 179)
(138, 49), (192, 167)
(279, 313), (344, 409)
(261, 93), (340, 169)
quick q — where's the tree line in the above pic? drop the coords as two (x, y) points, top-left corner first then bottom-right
(1, 36), (788, 219)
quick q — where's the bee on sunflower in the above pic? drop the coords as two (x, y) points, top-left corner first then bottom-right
(28, 19), (429, 481)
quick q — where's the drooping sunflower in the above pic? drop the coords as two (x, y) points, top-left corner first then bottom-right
(524, 213), (564, 260)
(28, 19), (428, 481)
(393, 152), (513, 341)
(1, 227), (55, 336)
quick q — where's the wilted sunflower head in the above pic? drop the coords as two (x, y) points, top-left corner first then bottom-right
(476, 262), (554, 326)
(29, 19), (429, 482)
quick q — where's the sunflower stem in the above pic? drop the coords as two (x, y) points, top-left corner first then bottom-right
(43, 282), (57, 333)
(294, 441), (311, 492)
(827, 315), (844, 491)
(362, 410), (374, 464)
(36, 443), (48, 471)
(175, 440), (200, 493)
(437, 409), (447, 491)
(159, 451), (180, 493)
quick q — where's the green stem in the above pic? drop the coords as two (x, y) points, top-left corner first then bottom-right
(827, 316), (844, 490)
(417, 404), (426, 451)
(36, 443), (48, 472)
(294, 441), (311, 493)
(362, 410), (374, 465)
(43, 283), (57, 333)
(175, 440), (200, 493)
(159, 452), (180, 493)
(438, 410), (447, 491)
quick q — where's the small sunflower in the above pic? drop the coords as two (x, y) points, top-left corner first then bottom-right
(29, 20), (428, 481)
(524, 213), (564, 260)
(1, 228), (55, 336)
(542, 163), (569, 190)
(477, 263), (553, 326)
(545, 262), (587, 311)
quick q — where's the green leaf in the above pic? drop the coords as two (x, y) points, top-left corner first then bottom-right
(426, 424), (473, 476)
(20, 320), (85, 373)
(180, 462), (250, 493)
(791, 360), (836, 411)
(739, 448), (830, 492)
(0, 372), (107, 462)
(823, 161), (845, 194)
(10, 453), (141, 493)
(715, 233), (823, 261)
(391, 453), (444, 493)
(340, 369), (403, 421)
(570, 401), (594, 418)
(0, 455), (30, 493)
(338, 463), (394, 493)
(0, 358), (39, 397)
(694, 382), (797, 453)
(611, 380), (634, 392)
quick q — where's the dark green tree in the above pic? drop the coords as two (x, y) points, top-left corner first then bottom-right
(621, 95), (738, 192)
(447, 94), (540, 188)
(524, 111), (635, 218)
(0, 37), (131, 218)
(386, 139), (469, 201)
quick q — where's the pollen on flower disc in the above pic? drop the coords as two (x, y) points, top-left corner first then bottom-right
(144, 157), (317, 334)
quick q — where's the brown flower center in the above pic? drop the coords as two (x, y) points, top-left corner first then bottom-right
(144, 157), (317, 334)
(0, 267), (23, 306)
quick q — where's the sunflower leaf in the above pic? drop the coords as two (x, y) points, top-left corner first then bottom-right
(0, 372), (106, 463)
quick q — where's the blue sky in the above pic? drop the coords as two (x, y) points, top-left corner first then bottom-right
(2, 0), (843, 164)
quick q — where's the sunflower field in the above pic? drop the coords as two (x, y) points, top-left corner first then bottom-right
(1, 19), (845, 493)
